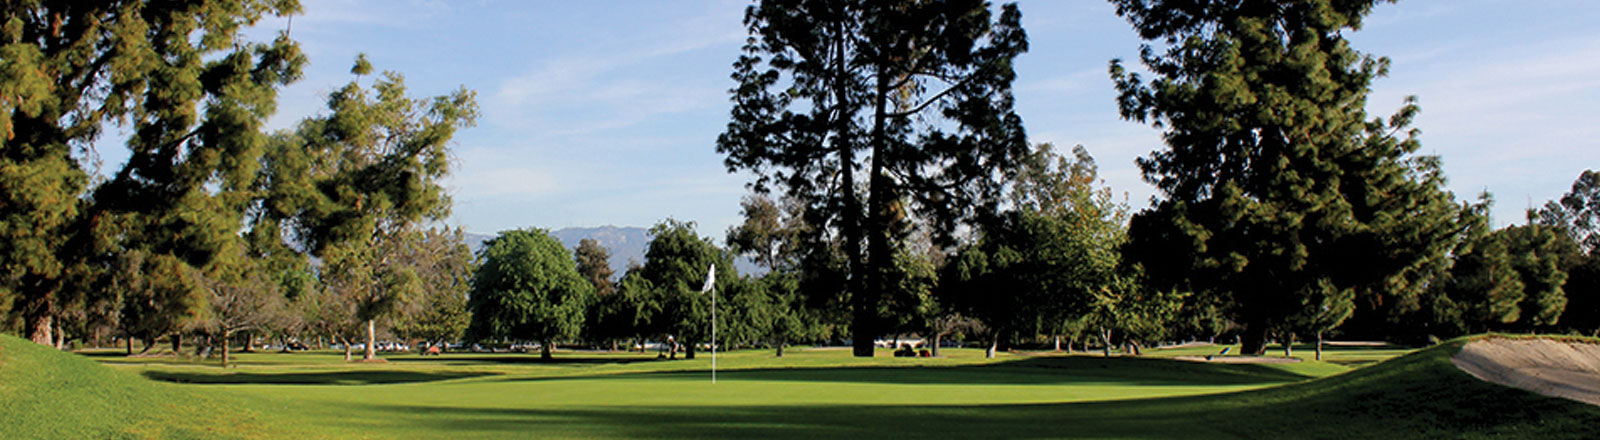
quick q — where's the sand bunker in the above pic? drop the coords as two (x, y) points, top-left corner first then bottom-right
(1451, 338), (1600, 406)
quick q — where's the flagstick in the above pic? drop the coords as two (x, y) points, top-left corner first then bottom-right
(711, 280), (717, 384)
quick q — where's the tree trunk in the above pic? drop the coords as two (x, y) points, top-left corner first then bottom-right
(932, 333), (942, 357)
(1054, 335), (1061, 352)
(53, 321), (65, 349)
(850, 306), (875, 357)
(342, 336), (353, 362)
(364, 319), (377, 360)
(828, 21), (872, 360)
(172, 334), (183, 354)
(222, 332), (232, 368)
(137, 337), (155, 355)
(1100, 327), (1114, 357)
(126, 337), (133, 355)
(685, 343), (696, 360)
(541, 340), (553, 360)
(1315, 331), (1323, 361)
(1240, 326), (1269, 356)
(1127, 340), (1143, 356)
(1282, 332), (1295, 357)
(23, 292), (53, 346)
(775, 338), (786, 357)
(985, 338), (998, 359)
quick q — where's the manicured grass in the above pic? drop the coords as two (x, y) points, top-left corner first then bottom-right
(0, 335), (293, 439)
(8, 335), (1600, 439)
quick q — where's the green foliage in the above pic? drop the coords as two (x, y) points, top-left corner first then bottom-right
(727, 193), (797, 272)
(942, 144), (1160, 354)
(720, 0), (1030, 355)
(622, 220), (741, 350)
(1500, 225), (1574, 329)
(2, 0), (305, 344)
(1536, 170), (1600, 254)
(257, 56), (476, 358)
(111, 251), (208, 345)
(1435, 222), (1575, 334)
(574, 238), (615, 297)
(467, 229), (593, 356)
(392, 228), (475, 344)
(1111, 0), (1469, 353)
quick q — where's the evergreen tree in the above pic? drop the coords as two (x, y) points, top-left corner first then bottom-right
(262, 57), (476, 361)
(1, 0), (304, 345)
(467, 229), (593, 360)
(719, 0), (1029, 356)
(574, 238), (616, 296)
(1500, 224), (1574, 330)
(1111, 0), (1468, 354)
(1536, 171), (1600, 335)
(1536, 170), (1600, 254)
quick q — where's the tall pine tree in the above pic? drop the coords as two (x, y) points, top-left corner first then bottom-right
(1111, 0), (1468, 354)
(1, 1), (304, 345)
(719, 0), (1028, 356)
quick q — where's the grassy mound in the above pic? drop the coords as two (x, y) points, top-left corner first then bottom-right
(1140, 337), (1600, 438)
(0, 334), (294, 439)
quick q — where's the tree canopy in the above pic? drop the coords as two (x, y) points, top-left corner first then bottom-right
(467, 229), (593, 359)
(720, 0), (1029, 356)
(1111, 0), (1469, 354)
(1, 0), (306, 345)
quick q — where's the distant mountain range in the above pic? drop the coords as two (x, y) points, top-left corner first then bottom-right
(463, 226), (761, 281)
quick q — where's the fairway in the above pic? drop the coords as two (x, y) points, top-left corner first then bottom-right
(16, 338), (1578, 439)
(7, 336), (1600, 439)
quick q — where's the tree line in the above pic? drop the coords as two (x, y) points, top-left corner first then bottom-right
(4, 1), (1597, 363)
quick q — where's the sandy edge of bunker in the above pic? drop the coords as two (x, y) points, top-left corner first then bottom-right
(1451, 338), (1600, 406)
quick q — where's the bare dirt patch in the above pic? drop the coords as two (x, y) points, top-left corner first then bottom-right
(1451, 338), (1600, 406)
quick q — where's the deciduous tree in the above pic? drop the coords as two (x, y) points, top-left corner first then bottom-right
(625, 220), (739, 359)
(467, 229), (592, 359)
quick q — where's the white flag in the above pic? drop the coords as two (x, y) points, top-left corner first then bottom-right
(701, 264), (716, 293)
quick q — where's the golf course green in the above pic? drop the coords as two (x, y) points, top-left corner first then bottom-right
(3, 335), (1598, 439)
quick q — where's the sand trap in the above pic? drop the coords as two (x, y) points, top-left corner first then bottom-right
(1451, 338), (1600, 406)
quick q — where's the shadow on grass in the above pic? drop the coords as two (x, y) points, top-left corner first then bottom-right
(386, 354), (660, 366)
(496, 355), (1314, 387)
(335, 344), (1600, 439)
(142, 370), (498, 385)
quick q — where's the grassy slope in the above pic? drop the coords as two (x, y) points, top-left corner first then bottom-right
(0, 334), (298, 439)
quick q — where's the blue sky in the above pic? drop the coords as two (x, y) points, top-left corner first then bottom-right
(107, 0), (1600, 240)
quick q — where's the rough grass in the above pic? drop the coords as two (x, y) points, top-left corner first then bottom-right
(0, 334), (293, 439)
(8, 336), (1600, 439)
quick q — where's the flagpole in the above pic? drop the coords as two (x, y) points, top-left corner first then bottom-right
(702, 264), (716, 385)
(712, 279), (716, 384)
